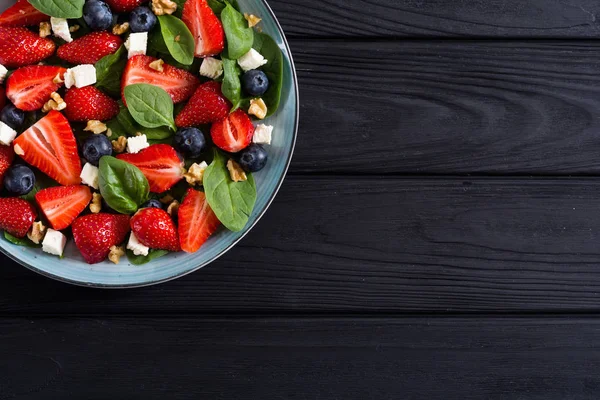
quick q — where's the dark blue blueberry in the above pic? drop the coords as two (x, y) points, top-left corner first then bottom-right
(241, 70), (269, 97)
(142, 199), (163, 209)
(173, 128), (206, 158)
(83, 0), (113, 31)
(82, 135), (112, 166)
(238, 144), (268, 173)
(0, 104), (25, 130)
(129, 6), (157, 33)
(4, 165), (35, 195)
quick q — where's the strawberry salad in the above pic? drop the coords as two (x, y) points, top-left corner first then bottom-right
(0, 0), (282, 264)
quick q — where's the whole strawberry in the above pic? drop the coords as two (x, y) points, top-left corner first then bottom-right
(57, 32), (123, 65)
(175, 81), (230, 127)
(131, 208), (180, 252)
(0, 26), (56, 68)
(72, 213), (130, 264)
(0, 145), (15, 185)
(104, 0), (146, 13)
(0, 86), (6, 112)
(0, 197), (37, 238)
(64, 86), (120, 122)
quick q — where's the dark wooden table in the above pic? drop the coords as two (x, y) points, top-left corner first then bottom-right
(3, 0), (600, 398)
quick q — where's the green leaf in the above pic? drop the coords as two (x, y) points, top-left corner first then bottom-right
(123, 84), (176, 131)
(95, 46), (128, 97)
(221, 3), (254, 60)
(99, 156), (149, 214)
(203, 151), (256, 232)
(221, 52), (241, 110)
(157, 15), (195, 66)
(126, 249), (170, 265)
(114, 104), (173, 140)
(207, 0), (239, 14)
(28, 0), (84, 18)
(4, 231), (40, 248)
(252, 33), (284, 116)
(148, 28), (170, 55)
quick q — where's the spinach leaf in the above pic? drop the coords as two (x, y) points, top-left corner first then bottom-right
(123, 84), (176, 131)
(95, 46), (127, 97)
(252, 33), (283, 116)
(4, 231), (40, 248)
(203, 151), (256, 232)
(221, 52), (241, 110)
(157, 15), (195, 66)
(148, 28), (170, 55)
(126, 249), (169, 265)
(115, 104), (172, 139)
(172, 0), (187, 17)
(99, 156), (149, 214)
(221, 3), (253, 60)
(27, 0), (84, 18)
(207, 0), (239, 14)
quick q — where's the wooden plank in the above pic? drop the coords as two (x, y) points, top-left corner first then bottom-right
(270, 0), (600, 38)
(3, 177), (600, 315)
(1, 316), (600, 399)
(290, 39), (600, 174)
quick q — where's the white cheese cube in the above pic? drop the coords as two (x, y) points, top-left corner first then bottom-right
(64, 65), (97, 88)
(199, 57), (223, 79)
(127, 134), (149, 154)
(0, 64), (7, 84)
(51, 17), (72, 43)
(127, 232), (149, 256)
(252, 124), (273, 145)
(42, 229), (67, 257)
(80, 163), (99, 190)
(125, 32), (148, 59)
(237, 49), (268, 72)
(0, 122), (17, 146)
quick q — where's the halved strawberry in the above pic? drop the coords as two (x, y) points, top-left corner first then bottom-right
(0, 0), (49, 27)
(121, 55), (200, 105)
(116, 144), (184, 193)
(104, 0), (146, 13)
(211, 109), (255, 153)
(131, 208), (180, 252)
(72, 213), (130, 264)
(182, 0), (225, 57)
(35, 185), (92, 230)
(57, 32), (123, 65)
(6, 65), (66, 111)
(64, 86), (120, 122)
(0, 26), (55, 68)
(13, 111), (82, 186)
(0, 197), (36, 238)
(175, 81), (230, 127)
(0, 86), (6, 111)
(178, 189), (220, 253)
(0, 145), (14, 186)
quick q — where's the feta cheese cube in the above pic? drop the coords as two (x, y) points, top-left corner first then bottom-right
(237, 49), (268, 72)
(42, 229), (67, 257)
(125, 32), (148, 59)
(252, 124), (273, 145)
(51, 17), (72, 43)
(200, 57), (223, 79)
(127, 134), (149, 154)
(127, 232), (149, 256)
(80, 163), (99, 190)
(0, 64), (7, 84)
(64, 65), (97, 88)
(0, 121), (17, 146)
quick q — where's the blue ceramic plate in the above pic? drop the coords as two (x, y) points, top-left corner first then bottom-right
(0, 0), (298, 287)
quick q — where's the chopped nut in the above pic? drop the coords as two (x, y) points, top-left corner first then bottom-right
(42, 92), (67, 113)
(108, 245), (125, 264)
(244, 13), (262, 28)
(69, 24), (80, 33)
(39, 22), (51, 38)
(160, 194), (174, 204)
(166, 200), (180, 216)
(183, 162), (208, 186)
(112, 22), (130, 35)
(149, 59), (165, 72)
(152, 0), (178, 15)
(106, 128), (113, 138)
(14, 144), (24, 156)
(84, 120), (108, 134)
(227, 159), (247, 182)
(175, 34), (181, 42)
(248, 98), (268, 120)
(112, 136), (127, 153)
(90, 193), (102, 214)
(27, 221), (47, 244)
(53, 73), (64, 84)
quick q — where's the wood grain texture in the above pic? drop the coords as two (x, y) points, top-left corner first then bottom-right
(1, 316), (600, 399)
(3, 177), (600, 315)
(270, 0), (600, 38)
(290, 39), (600, 174)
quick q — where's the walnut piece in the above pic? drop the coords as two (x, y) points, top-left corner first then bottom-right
(14, 144), (24, 156)
(90, 193), (102, 214)
(53, 73), (64, 84)
(39, 22), (51, 38)
(112, 136), (127, 153)
(149, 59), (164, 72)
(183, 162), (208, 186)
(160, 194), (174, 204)
(227, 159), (247, 182)
(175, 34), (181, 42)
(244, 13), (262, 28)
(248, 98), (267, 120)
(42, 92), (67, 113)
(106, 128), (113, 138)
(166, 200), (180, 216)
(27, 221), (47, 244)
(112, 22), (130, 35)
(69, 24), (80, 33)
(108, 245), (125, 264)
(152, 0), (178, 15)
(84, 120), (108, 134)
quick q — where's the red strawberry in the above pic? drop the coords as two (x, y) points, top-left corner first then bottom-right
(6, 65), (66, 111)
(211, 109), (255, 153)
(104, 0), (146, 13)
(131, 208), (180, 252)
(175, 81), (230, 127)
(0, 145), (14, 185)
(121, 55), (200, 105)
(0, 86), (6, 111)
(64, 86), (120, 122)
(0, 26), (55, 68)
(13, 111), (82, 186)
(182, 0), (225, 57)
(35, 185), (92, 231)
(178, 189), (220, 253)
(0, 0), (49, 27)
(116, 144), (184, 193)
(57, 32), (123, 65)
(0, 197), (36, 238)
(72, 213), (130, 264)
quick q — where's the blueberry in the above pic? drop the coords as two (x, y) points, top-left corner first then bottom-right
(129, 6), (157, 33)
(4, 165), (35, 195)
(141, 199), (163, 209)
(82, 135), (112, 166)
(174, 128), (206, 158)
(241, 70), (269, 97)
(238, 144), (268, 173)
(0, 104), (25, 130)
(83, 0), (113, 31)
